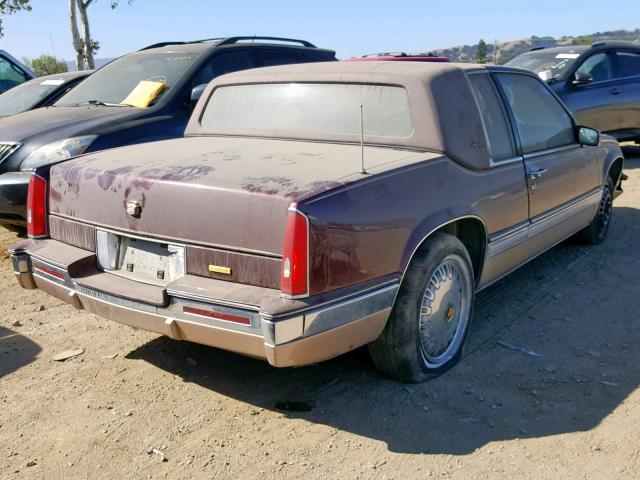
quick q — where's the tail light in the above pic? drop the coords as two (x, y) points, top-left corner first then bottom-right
(27, 173), (48, 238)
(281, 205), (309, 298)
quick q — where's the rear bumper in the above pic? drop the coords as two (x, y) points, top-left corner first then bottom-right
(0, 171), (29, 228)
(10, 240), (396, 367)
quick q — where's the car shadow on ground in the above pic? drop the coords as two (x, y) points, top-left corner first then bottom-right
(127, 206), (640, 455)
(0, 326), (41, 378)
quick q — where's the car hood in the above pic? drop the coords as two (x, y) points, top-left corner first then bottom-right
(0, 105), (149, 145)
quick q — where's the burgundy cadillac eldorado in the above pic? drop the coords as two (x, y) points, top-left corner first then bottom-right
(10, 62), (624, 382)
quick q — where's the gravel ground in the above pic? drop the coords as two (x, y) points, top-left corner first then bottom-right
(1, 152), (639, 479)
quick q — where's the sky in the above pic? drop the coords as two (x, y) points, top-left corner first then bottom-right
(1, 0), (638, 63)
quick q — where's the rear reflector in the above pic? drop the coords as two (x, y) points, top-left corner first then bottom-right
(281, 206), (309, 297)
(182, 306), (252, 326)
(34, 265), (64, 280)
(27, 174), (48, 238)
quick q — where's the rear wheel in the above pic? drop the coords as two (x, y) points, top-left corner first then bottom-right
(369, 233), (475, 383)
(576, 176), (614, 245)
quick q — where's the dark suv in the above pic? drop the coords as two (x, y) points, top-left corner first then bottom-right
(0, 36), (336, 230)
(506, 41), (640, 142)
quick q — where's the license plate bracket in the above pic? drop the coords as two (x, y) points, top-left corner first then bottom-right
(96, 230), (185, 286)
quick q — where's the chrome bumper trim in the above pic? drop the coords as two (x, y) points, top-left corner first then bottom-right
(12, 252), (396, 349)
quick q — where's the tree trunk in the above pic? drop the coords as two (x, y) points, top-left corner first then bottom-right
(69, 0), (85, 70)
(77, 1), (94, 69)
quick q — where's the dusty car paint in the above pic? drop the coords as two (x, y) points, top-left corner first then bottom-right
(10, 62), (625, 368)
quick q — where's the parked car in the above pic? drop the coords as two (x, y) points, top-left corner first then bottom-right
(0, 70), (92, 119)
(505, 41), (640, 142)
(0, 50), (35, 93)
(10, 62), (624, 382)
(0, 36), (336, 230)
(350, 52), (450, 62)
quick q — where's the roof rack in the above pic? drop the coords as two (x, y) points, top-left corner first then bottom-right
(139, 36), (316, 51)
(591, 40), (640, 47)
(217, 36), (316, 47)
(529, 46), (546, 51)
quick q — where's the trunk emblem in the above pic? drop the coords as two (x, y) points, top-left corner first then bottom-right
(126, 200), (142, 218)
(208, 265), (232, 275)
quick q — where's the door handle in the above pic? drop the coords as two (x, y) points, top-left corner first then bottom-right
(609, 88), (622, 95)
(528, 168), (548, 180)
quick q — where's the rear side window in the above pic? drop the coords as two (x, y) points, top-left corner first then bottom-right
(615, 51), (640, 79)
(191, 50), (257, 88)
(254, 49), (304, 67)
(201, 83), (413, 138)
(468, 73), (515, 161)
(496, 73), (575, 154)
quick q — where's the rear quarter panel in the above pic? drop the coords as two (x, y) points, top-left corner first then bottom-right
(300, 155), (528, 295)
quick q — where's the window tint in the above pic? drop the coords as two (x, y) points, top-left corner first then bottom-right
(496, 74), (575, 153)
(0, 56), (28, 90)
(616, 51), (640, 79)
(468, 74), (515, 161)
(576, 53), (612, 82)
(254, 49), (302, 67)
(191, 50), (256, 88)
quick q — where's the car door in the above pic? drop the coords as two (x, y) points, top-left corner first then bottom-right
(612, 49), (640, 134)
(558, 51), (620, 133)
(495, 72), (600, 246)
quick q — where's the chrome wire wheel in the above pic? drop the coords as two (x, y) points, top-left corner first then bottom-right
(596, 185), (613, 237)
(419, 254), (473, 369)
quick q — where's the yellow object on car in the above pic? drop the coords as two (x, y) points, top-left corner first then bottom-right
(121, 80), (166, 108)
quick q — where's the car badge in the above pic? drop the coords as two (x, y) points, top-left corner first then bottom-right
(126, 200), (142, 218)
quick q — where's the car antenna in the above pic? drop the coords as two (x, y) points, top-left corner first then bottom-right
(360, 104), (368, 175)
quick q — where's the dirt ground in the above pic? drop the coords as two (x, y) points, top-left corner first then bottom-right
(1, 153), (640, 480)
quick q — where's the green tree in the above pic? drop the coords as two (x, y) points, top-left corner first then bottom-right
(572, 35), (593, 46)
(31, 55), (68, 77)
(0, 0), (31, 38)
(474, 39), (488, 64)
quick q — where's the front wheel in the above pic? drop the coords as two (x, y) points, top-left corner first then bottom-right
(576, 177), (614, 245)
(368, 233), (475, 383)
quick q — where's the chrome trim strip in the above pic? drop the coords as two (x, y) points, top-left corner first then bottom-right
(303, 284), (397, 337)
(522, 143), (581, 160)
(165, 289), (261, 311)
(262, 283), (397, 346)
(487, 222), (530, 257)
(259, 278), (400, 320)
(75, 285), (158, 313)
(529, 188), (601, 238)
(487, 188), (602, 258)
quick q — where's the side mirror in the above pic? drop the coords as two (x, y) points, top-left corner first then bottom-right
(190, 84), (208, 104)
(578, 126), (600, 146)
(573, 71), (593, 86)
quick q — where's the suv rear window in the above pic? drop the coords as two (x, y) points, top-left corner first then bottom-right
(200, 83), (413, 138)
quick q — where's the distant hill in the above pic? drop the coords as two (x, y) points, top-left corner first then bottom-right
(66, 57), (114, 71)
(427, 29), (640, 64)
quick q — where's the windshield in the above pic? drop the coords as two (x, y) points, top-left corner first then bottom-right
(506, 50), (585, 81)
(201, 83), (414, 138)
(56, 52), (199, 107)
(0, 77), (67, 117)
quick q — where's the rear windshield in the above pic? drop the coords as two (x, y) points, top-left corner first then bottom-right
(200, 83), (413, 138)
(56, 52), (199, 107)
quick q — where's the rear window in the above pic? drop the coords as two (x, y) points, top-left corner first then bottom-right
(200, 83), (413, 138)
